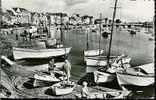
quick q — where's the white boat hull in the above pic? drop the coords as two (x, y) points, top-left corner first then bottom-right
(13, 47), (72, 60)
(94, 71), (115, 83)
(86, 56), (131, 67)
(86, 58), (108, 66)
(84, 49), (104, 62)
(137, 63), (154, 74)
(116, 72), (155, 90)
(84, 49), (104, 57)
(34, 74), (60, 82)
(50, 81), (75, 95)
(33, 74), (60, 87)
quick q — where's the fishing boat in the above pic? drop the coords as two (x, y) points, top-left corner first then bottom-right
(93, 0), (131, 84)
(136, 63), (154, 74)
(50, 81), (75, 95)
(116, 63), (155, 90)
(84, 49), (104, 62)
(86, 55), (131, 67)
(116, 71), (154, 91)
(1, 55), (65, 72)
(102, 27), (111, 38)
(83, 24), (104, 62)
(13, 47), (72, 60)
(84, 49), (104, 57)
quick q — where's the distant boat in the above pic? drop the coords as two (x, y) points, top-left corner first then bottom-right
(149, 36), (155, 41)
(129, 30), (136, 34)
(128, 26), (137, 35)
(102, 26), (111, 38)
(102, 32), (109, 38)
(116, 63), (155, 90)
(13, 47), (72, 60)
(50, 81), (75, 96)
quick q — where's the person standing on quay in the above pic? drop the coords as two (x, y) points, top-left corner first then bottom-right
(63, 59), (71, 82)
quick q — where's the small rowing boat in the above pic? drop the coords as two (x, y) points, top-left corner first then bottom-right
(33, 74), (60, 87)
(50, 81), (75, 95)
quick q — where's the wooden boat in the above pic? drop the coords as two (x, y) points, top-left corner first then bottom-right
(116, 71), (155, 91)
(94, 63), (131, 83)
(50, 81), (75, 95)
(136, 63), (154, 74)
(84, 49), (104, 62)
(13, 47), (72, 60)
(1, 55), (65, 72)
(93, 0), (132, 84)
(86, 55), (131, 67)
(33, 74), (60, 87)
(84, 49), (104, 57)
(116, 63), (155, 90)
(94, 70), (116, 83)
(83, 25), (104, 62)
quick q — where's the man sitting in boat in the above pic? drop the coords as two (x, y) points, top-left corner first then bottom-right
(48, 59), (56, 77)
(81, 81), (90, 98)
(63, 59), (71, 83)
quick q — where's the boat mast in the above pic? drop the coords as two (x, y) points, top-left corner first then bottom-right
(0, 0), (2, 31)
(86, 25), (89, 50)
(60, 13), (63, 44)
(48, 15), (51, 38)
(107, 0), (118, 66)
(98, 13), (102, 56)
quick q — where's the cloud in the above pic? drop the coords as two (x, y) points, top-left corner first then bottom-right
(63, 0), (89, 6)
(2, 0), (154, 21)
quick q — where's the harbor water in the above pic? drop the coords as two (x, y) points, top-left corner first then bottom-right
(62, 27), (154, 80)
(1, 26), (154, 98)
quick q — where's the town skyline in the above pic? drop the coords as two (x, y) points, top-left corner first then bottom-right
(2, 0), (155, 22)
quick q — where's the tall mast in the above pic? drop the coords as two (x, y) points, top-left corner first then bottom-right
(48, 15), (51, 38)
(60, 13), (63, 44)
(107, 0), (118, 65)
(98, 13), (102, 56)
(86, 25), (89, 50)
(0, 0), (2, 31)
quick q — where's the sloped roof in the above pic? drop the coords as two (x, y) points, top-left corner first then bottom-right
(12, 7), (30, 13)
(6, 10), (15, 16)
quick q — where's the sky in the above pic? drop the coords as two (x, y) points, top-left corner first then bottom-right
(2, 0), (155, 22)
